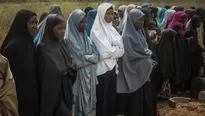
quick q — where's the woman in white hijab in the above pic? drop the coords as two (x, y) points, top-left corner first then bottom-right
(160, 9), (176, 32)
(117, 5), (127, 34)
(121, 4), (137, 33)
(90, 2), (124, 116)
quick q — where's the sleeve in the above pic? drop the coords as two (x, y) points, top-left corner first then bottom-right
(123, 36), (151, 60)
(36, 47), (71, 116)
(92, 32), (123, 60)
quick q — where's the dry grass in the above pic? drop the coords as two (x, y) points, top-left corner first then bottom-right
(0, 1), (202, 46)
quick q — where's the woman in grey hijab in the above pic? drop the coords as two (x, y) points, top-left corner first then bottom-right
(64, 9), (99, 116)
(117, 9), (155, 116)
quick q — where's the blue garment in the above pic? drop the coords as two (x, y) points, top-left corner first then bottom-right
(33, 26), (43, 46)
(86, 10), (97, 36)
(141, 3), (151, 8)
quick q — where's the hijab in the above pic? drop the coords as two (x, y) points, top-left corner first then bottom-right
(156, 7), (167, 27)
(169, 11), (188, 30)
(141, 3), (151, 8)
(117, 9), (153, 93)
(1, 9), (36, 52)
(36, 14), (68, 71)
(118, 5), (127, 12)
(122, 4), (136, 30)
(84, 7), (94, 15)
(86, 10), (97, 36)
(117, 5), (127, 33)
(34, 6), (64, 46)
(157, 29), (177, 77)
(49, 5), (63, 17)
(187, 15), (201, 31)
(160, 9), (176, 31)
(185, 9), (196, 20)
(64, 9), (99, 116)
(91, 3), (124, 75)
(39, 12), (48, 24)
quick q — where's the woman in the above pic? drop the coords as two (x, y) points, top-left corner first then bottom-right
(0, 9), (39, 116)
(64, 9), (99, 116)
(185, 15), (202, 78)
(156, 7), (167, 28)
(169, 11), (188, 32)
(117, 9), (154, 116)
(0, 54), (19, 116)
(117, 5), (127, 33)
(86, 10), (97, 36)
(121, 4), (137, 32)
(49, 5), (64, 17)
(36, 14), (74, 116)
(156, 29), (177, 97)
(90, 3), (124, 116)
(185, 9), (196, 21)
(160, 9), (176, 31)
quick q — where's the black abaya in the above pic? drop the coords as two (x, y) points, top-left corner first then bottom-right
(35, 14), (74, 116)
(96, 67), (117, 116)
(1, 9), (39, 116)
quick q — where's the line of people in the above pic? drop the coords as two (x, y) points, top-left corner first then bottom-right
(0, 2), (205, 116)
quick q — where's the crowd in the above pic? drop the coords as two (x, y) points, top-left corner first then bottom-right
(0, 2), (205, 116)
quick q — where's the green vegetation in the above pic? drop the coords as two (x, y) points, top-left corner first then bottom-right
(0, 1), (201, 46)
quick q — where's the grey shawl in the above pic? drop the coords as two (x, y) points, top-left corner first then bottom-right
(64, 9), (99, 116)
(117, 9), (153, 93)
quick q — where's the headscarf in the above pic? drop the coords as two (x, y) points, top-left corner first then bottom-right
(39, 12), (48, 24)
(90, 3), (124, 75)
(169, 11), (188, 30)
(185, 9), (196, 20)
(118, 5), (127, 12)
(64, 9), (99, 116)
(122, 4), (136, 31)
(160, 9), (176, 31)
(49, 5), (64, 17)
(0, 54), (19, 116)
(1, 9), (36, 53)
(117, 9), (153, 93)
(117, 5), (127, 33)
(187, 15), (201, 31)
(156, 7), (167, 27)
(34, 5), (64, 46)
(141, 3), (151, 8)
(84, 7), (94, 15)
(86, 10), (97, 36)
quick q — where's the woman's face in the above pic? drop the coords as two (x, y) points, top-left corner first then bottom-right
(118, 10), (124, 19)
(53, 21), (66, 40)
(135, 16), (145, 29)
(78, 16), (86, 32)
(179, 15), (187, 24)
(27, 15), (38, 38)
(104, 8), (114, 23)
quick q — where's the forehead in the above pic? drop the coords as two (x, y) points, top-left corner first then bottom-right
(106, 9), (114, 14)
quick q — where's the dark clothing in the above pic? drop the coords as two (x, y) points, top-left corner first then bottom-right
(184, 29), (202, 78)
(96, 67), (117, 116)
(116, 82), (155, 116)
(1, 9), (38, 116)
(36, 46), (73, 116)
(35, 15), (75, 116)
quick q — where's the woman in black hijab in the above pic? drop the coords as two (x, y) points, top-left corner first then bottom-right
(35, 14), (75, 116)
(0, 9), (39, 116)
(185, 15), (202, 78)
(156, 29), (177, 98)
